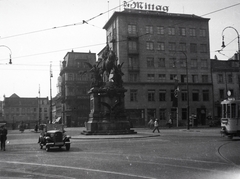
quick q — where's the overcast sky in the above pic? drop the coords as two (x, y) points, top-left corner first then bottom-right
(0, 0), (239, 100)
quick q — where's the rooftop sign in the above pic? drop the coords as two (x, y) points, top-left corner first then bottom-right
(123, 1), (169, 12)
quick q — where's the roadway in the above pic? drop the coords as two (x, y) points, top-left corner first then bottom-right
(0, 127), (239, 179)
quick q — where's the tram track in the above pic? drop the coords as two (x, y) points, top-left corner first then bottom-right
(217, 140), (240, 167)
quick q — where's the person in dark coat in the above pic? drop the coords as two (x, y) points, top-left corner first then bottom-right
(0, 124), (8, 151)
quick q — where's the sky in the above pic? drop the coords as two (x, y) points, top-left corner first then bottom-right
(0, 0), (240, 100)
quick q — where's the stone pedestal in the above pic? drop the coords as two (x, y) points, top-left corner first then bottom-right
(82, 82), (136, 135)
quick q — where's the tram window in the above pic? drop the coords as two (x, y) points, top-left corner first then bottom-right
(223, 104), (227, 118)
(231, 104), (236, 118)
(227, 104), (230, 118)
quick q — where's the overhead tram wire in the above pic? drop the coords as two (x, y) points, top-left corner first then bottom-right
(0, 0), (133, 40)
(0, 1), (239, 61)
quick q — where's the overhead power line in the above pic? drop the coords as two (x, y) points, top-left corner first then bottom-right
(0, 1), (239, 61)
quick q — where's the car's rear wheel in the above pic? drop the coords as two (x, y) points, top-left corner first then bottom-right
(66, 144), (70, 151)
(46, 146), (50, 152)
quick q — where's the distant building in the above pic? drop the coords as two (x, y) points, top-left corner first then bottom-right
(102, 9), (213, 126)
(3, 93), (49, 129)
(59, 51), (96, 127)
(211, 59), (240, 118)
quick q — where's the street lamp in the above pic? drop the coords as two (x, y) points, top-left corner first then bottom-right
(50, 62), (53, 124)
(221, 27), (240, 99)
(0, 45), (12, 64)
(180, 51), (190, 130)
(221, 26), (240, 60)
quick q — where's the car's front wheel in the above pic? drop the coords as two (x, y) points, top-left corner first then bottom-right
(66, 144), (70, 151)
(46, 146), (50, 152)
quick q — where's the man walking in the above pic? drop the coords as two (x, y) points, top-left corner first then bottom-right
(152, 118), (160, 133)
(0, 124), (8, 151)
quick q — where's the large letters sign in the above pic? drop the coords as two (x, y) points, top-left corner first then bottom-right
(123, 1), (169, 12)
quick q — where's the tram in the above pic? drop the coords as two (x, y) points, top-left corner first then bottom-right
(221, 98), (240, 139)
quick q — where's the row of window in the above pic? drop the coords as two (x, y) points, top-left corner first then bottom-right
(130, 89), (210, 102)
(5, 107), (48, 113)
(146, 74), (209, 83)
(217, 73), (240, 84)
(65, 73), (90, 81)
(128, 24), (207, 37)
(143, 57), (208, 68)
(128, 40), (208, 53)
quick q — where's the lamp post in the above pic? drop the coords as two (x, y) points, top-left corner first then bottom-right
(180, 51), (190, 130)
(0, 45), (12, 64)
(221, 26), (240, 60)
(50, 62), (53, 124)
(221, 26), (240, 99)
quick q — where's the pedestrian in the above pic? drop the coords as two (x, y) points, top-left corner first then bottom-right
(153, 118), (160, 133)
(148, 118), (154, 129)
(35, 123), (39, 132)
(167, 117), (172, 128)
(0, 124), (8, 151)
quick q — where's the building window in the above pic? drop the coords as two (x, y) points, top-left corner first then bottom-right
(159, 74), (166, 82)
(147, 74), (155, 82)
(182, 108), (187, 120)
(192, 90), (199, 101)
(192, 75), (198, 83)
(190, 59), (198, 68)
(202, 75), (208, 83)
(181, 75), (187, 83)
(128, 41), (137, 51)
(219, 89), (224, 99)
(148, 90), (155, 102)
(181, 90), (187, 101)
(130, 89), (137, 102)
(67, 73), (74, 81)
(169, 42), (176, 51)
(129, 73), (138, 82)
(146, 41), (154, 50)
(203, 90), (209, 101)
(190, 28), (196, 37)
(128, 24), (137, 35)
(201, 59), (208, 68)
(179, 43), (186, 52)
(179, 27), (186, 36)
(228, 74), (233, 83)
(170, 74), (177, 81)
(157, 42), (165, 51)
(146, 25), (153, 34)
(128, 56), (138, 69)
(147, 57), (154, 68)
(158, 58), (165, 67)
(200, 44), (207, 53)
(157, 26), (164, 35)
(159, 90), (166, 101)
(170, 58), (177, 68)
(199, 29), (206, 37)
(190, 43), (197, 53)
(168, 27), (175, 35)
(218, 74), (224, 83)
(159, 108), (166, 120)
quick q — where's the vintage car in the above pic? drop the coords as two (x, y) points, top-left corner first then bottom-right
(38, 124), (71, 151)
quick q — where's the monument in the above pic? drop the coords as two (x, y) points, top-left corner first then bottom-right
(82, 45), (136, 135)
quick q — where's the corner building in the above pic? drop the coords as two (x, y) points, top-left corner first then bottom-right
(103, 9), (213, 127)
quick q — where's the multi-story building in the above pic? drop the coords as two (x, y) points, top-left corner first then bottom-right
(3, 93), (49, 129)
(59, 51), (96, 127)
(211, 59), (240, 118)
(102, 9), (213, 127)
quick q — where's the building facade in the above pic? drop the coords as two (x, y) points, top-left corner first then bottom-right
(102, 9), (213, 127)
(211, 59), (240, 118)
(3, 94), (49, 129)
(59, 51), (96, 127)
